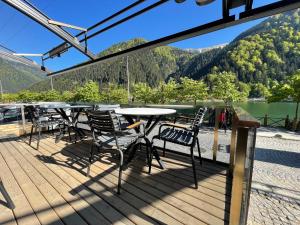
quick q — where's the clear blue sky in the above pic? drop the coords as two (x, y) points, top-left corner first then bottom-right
(0, 0), (277, 71)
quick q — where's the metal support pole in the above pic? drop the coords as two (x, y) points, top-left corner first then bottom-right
(126, 56), (130, 103)
(0, 80), (3, 100)
(50, 76), (54, 90)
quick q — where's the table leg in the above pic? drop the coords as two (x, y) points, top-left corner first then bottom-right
(122, 115), (166, 169)
(144, 137), (165, 169)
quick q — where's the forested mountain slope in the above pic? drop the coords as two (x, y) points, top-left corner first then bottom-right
(26, 9), (300, 92)
(178, 9), (300, 84)
(30, 38), (196, 91)
(0, 57), (45, 92)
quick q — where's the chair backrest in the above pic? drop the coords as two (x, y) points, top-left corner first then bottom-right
(87, 110), (120, 134)
(191, 107), (207, 131)
(25, 105), (39, 124)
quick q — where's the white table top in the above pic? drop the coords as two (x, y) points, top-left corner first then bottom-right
(146, 104), (194, 109)
(115, 107), (176, 116)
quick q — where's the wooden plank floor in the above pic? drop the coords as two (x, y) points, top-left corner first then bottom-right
(0, 135), (231, 225)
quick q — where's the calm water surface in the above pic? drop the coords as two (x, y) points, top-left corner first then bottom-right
(238, 102), (297, 118)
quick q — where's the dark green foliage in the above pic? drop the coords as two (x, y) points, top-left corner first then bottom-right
(173, 9), (300, 87)
(30, 38), (195, 92)
(0, 57), (45, 92)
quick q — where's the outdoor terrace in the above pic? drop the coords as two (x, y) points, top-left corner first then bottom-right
(0, 135), (231, 225)
(0, 104), (259, 225)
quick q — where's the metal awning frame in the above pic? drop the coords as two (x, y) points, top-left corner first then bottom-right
(47, 0), (300, 77)
(2, 0), (97, 60)
(2, 0), (300, 76)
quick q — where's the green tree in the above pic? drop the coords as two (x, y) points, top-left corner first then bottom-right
(74, 81), (100, 103)
(179, 77), (208, 105)
(268, 71), (300, 120)
(39, 90), (61, 101)
(17, 90), (40, 103)
(208, 71), (242, 105)
(133, 83), (153, 104)
(249, 83), (270, 98)
(156, 79), (178, 103)
(61, 91), (75, 102)
(101, 83), (128, 104)
(238, 82), (251, 100)
(1, 93), (18, 103)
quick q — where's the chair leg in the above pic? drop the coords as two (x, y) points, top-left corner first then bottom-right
(163, 140), (166, 157)
(190, 146), (198, 189)
(87, 144), (95, 177)
(196, 137), (202, 166)
(145, 143), (150, 167)
(36, 126), (41, 150)
(117, 149), (124, 195)
(29, 125), (34, 145)
(148, 146), (153, 174)
(0, 180), (15, 209)
(68, 127), (72, 142)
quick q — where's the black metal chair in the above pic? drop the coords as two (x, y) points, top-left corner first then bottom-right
(151, 107), (207, 189)
(87, 110), (141, 194)
(26, 105), (62, 150)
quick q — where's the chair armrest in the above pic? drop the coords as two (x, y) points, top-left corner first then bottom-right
(158, 123), (190, 136)
(126, 121), (142, 129)
(163, 122), (190, 129)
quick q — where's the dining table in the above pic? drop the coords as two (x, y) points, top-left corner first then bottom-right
(115, 107), (176, 169)
(39, 104), (92, 142)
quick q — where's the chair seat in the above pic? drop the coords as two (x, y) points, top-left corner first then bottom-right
(159, 128), (194, 146)
(96, 132), (139, 149)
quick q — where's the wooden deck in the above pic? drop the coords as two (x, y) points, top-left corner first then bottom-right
(0, 135), (231, 225)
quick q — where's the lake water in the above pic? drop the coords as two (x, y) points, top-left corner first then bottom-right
(187, 101), (297, 119)
(238, 102), (297, 119)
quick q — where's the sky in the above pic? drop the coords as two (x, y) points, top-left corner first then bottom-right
(0, 0), (278, 72)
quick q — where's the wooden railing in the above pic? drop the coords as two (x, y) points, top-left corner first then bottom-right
(229, 107), (260, 225)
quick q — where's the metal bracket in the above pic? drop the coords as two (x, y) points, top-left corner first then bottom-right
(223, 0), (253, 18)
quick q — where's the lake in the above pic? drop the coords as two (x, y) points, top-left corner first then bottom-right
(189, 101), (297, 119)
(238, 102), (297, 119)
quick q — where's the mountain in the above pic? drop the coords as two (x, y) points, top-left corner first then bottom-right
(30, 38), (196, 91)
(176, 9), (300, 84)
(28, 9), (300, 92)
(0, 56), (45, 93)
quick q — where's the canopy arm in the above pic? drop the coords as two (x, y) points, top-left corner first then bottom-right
(43, 0), (146, 57)
(2, 0), (97, 60)
(43, 0), (168, 61)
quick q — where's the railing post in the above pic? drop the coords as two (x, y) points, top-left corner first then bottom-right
(285, 115), (289, 129)
(263, 114), (268, 126)
(229, 127), (249, 225)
